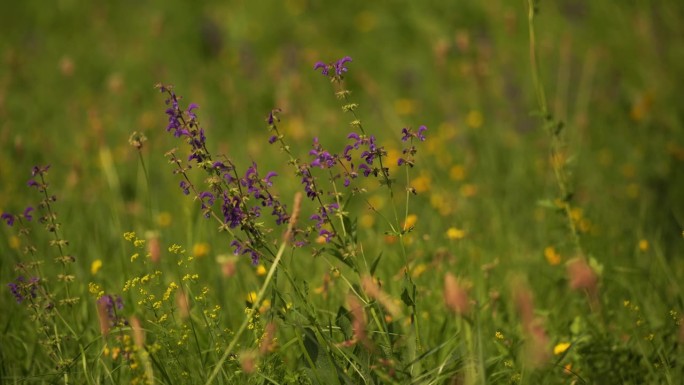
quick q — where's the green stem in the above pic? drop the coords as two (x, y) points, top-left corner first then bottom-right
(205, 241), (287, 384)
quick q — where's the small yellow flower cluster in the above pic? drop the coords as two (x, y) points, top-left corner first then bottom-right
(194, 286), (210, 302)
(163, 282), (178, 301)
(123, 271), (162, 292)
(88, 282), (104, 298)
(182, 273), (199, 283)
(168, 244), (185, 254)
(203, 305), (221, 321)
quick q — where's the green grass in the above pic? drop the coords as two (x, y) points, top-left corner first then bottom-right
(1, 1), (684, 384)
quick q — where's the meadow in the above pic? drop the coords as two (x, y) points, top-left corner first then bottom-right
(1, 1), (684, 384)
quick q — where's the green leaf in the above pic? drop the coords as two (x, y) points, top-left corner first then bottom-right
(401, 287), (414, 307)
(370, 252), (383, 276)
(336, 306), (353, 340)
(302, 327), (319, 365)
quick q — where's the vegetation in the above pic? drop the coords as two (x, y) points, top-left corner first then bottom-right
(1, 1), (683, 384)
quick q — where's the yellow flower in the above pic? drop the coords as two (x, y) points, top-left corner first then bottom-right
(449, 165), (466, 181)
(259, 299), (271, 313)
(9, 235), (20, 250)
(553, 342), (571, 355)
(411, 175), (431, 193)
(193, 242), (210, 258)
(544, 247), (561, 266)
(403, 214), (418, 231)
(411, 263), (427, 278)
(638, 239), (649, 252)
(368, 195), (385, 210)
(359, 213), (375, 229)
(385, 148), (401, 172)
(246, 291), (258, 304)
(91, 259), (103, 275)
(255, 265), (267, 276)
(446, 227), (465, 240)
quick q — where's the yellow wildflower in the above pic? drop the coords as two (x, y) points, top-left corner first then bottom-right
(449, 165), (466, 181)
(91, 259), (103, 275)
(193, 242), (210, 258)
(553, 342), (571, 355)
(403, 214), (418, 231)
(246, 291), (258, 304)
(411, 263), (427, 278)
(255, 265), (267, 276)
(359, 213), (375, 229)
(446, 227), (465, 240)
(544, 247), (561, 266)
(411, 175), (431, 193)
(9, 235), (20, 249)
(638, 239), (649, 252)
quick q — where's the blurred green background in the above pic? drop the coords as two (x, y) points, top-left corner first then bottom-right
(1, 0), (684, 311)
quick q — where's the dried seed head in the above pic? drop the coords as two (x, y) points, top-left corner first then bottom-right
(146, 231), (161, 263)
(260, 321), (277, 355)
(176, 290), (190, 320)
(283, 192), (302, 244)
(443, 273), (471, 316)
(362, 275), (402, 318)
(567, 257), (598, 294)
(129, 316), (145, 348)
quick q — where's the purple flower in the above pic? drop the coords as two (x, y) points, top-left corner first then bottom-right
(333, 56), (352, 76)
(263, 171), (277, 187)
(313, 62), (329, 76)
(31, 165), (50, 177)
(222, 193), (245, 229)
(179, 181), (191, 195)
(98, 294), (127, 327)
(1, 213), (14, 227)
(417, 125), (427, 141)
(267, 109), (281, 125)
(313, 56), (352, 77)
(230, 240), (260, 264)
(268, 135), (278, 144)
(310, 202), (339, 230)
(318, 229), (334, 243)
(309, 137), (337, 169)
(199, 191), (215, 214)
(400, 125), (428, 142)
(299, 165), (319, 200)
(358, 163), (372, 177)
(23, 206), (34, 221)
(187, 103), (199, 120)
(7, 276), (39, 304)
